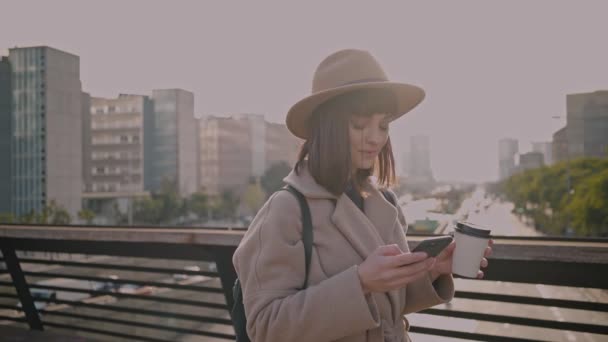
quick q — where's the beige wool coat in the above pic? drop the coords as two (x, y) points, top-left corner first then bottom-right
(233, 165), (455, 342)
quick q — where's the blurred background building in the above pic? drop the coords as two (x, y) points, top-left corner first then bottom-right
(0, 46), (83, 218)
(198, 114), (300, 196)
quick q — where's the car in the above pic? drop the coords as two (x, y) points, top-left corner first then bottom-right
(92, 274), (120, 293)
(172, 265), (201, 281)
(16, 288), (56, 311)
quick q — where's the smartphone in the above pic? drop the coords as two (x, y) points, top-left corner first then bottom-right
(412, 236), (453, 257)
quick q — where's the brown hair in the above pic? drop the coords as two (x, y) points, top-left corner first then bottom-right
(294, 88), (397, 196)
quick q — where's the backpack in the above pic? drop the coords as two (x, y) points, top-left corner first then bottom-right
(231, 186), (396, 341)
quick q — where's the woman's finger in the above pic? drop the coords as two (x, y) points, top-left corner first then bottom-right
(476, 270), (485, 279)
(390, 265), (433, 288)
(437, 242), (456, 260)
(388, 252), (428, 268)
(389, 257), (435, 280)
(480, 258), (488, 268)
(484, 246), (493, 258)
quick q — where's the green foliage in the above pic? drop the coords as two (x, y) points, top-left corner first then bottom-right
(260, 162), (291, 198)
(78, 209), (96, 224)
(0, 212), (15, 223)
(188, 192), (210, 221)
(496, 158), (608, 237)
(7, 201), (74, 225)
(242, 179), (266, 214)
(212, 190), (239, 221)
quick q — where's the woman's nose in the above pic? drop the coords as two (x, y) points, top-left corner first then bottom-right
(365, 127), (385, 146)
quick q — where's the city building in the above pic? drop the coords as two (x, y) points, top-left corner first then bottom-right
(518, 151), (545, 172)
(552, 127), (568, 164)
(148, 89), (197, 197)
(0, 57), (12, 214)
(403, 135), (435, 189)
(560, 90), (608, 161)
(532, 142), (553, 166)
(498, 138), (519, 180)
(84, 94), (153, 196)
(265, 122), (301, 169)
(82, 94), (153, 223)
(198, 114), (300, 195)
(0, 46), (83, 218)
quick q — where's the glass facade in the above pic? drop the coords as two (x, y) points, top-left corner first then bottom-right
(150, 90), (178, 190)
(8, 47), (46, 216)
(0, 57), (12, 214)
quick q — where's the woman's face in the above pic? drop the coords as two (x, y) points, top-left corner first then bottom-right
(349, 113), (390, 170)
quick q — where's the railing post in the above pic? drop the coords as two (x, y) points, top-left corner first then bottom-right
(214, 246), (237, 311)
(0, 239), (44, 330)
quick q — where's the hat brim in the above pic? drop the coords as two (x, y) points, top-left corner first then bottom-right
(286, 81), (425, 139)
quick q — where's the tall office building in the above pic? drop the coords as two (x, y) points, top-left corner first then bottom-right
(1, 47), (83, 217)
(532, 142), (553, 166)
(498, 138), (519, 180)
(561, 91), (608, 161)
(552, 127), (568, 164)
(0, 57), (12, 214)
(198, 114), (299, 195)
(518, 152), (545, 172)
(84, 94), (153, 196)
(404, 136), (434, 179)
(148, 89), (197, 196)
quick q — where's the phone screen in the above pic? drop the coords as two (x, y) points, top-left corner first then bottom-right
(412, 236), (453, 257)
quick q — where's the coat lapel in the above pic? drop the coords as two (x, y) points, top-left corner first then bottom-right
(330, 193), (385, 261)
(364, 185), (400, 245)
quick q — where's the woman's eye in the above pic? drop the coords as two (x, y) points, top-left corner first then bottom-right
(351, 122), (365, 130)
(380, 125), (389, 131)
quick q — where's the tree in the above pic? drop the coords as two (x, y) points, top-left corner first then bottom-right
(212, 190), (239, 221)
(78, 209), (96, 224)
(564, 169), (608, 236)
(242, 178), (266, 215)
(188, 192), (210, 221)
(0, 212), (15, 223)
(133, 197), (163, 224)
(498, 158), (608, 236)
(51, 207), (72, 225)
(260, 161), (291, 198)
(133, 179), (189, 225)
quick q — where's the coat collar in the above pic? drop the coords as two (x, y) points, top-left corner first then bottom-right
(284, 162), (399, 260)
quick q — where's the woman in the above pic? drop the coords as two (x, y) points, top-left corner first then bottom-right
(233, 49), (492, 342)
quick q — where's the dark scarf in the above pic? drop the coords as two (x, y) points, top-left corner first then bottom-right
(344, 181), (365, 213)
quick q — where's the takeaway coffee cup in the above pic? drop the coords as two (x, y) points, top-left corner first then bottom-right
(451, 221), (491, 278)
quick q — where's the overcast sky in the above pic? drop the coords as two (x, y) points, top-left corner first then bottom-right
(2, 1), (607, 182)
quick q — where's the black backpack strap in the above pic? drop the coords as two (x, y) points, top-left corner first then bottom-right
(281, 185), (313, 289)
(380, 188), (397, 207)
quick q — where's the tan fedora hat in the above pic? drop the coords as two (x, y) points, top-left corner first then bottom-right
(286, 49), (425, 139)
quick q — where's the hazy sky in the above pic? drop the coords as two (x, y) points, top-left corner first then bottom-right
(2, 1), (607, 182)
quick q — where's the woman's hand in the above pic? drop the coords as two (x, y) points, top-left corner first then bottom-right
(357, 244), (435, 294)
(429, 240), (494, 281)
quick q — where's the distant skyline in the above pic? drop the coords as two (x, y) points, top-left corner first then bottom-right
(2, 1), (607, 182)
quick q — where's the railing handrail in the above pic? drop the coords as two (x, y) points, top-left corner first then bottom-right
(0, 224), (244, 247)
(1, 224), (607, 264)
